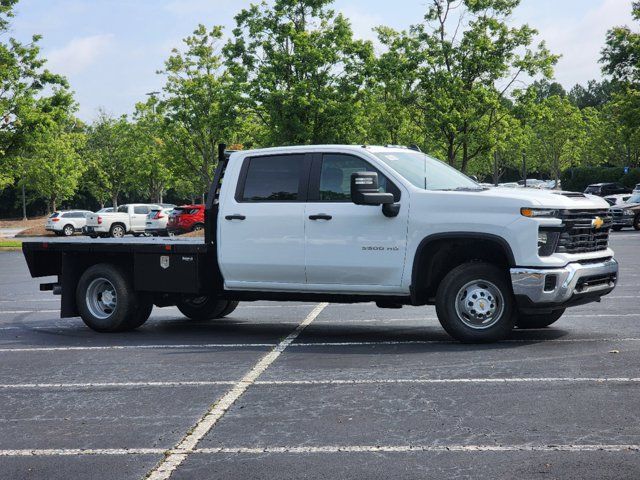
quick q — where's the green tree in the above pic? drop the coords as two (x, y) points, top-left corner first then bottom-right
(160, 25), (242, 201)
(380, 0), (557, 172)
(129, 99), (173, 203)
(601, 2), (640, 84)
(225, 0), (373, 145)
(85, 112), (136, 208)
(527, 96), (586, 184)
(20, 124), (86, 212)
(0, 0), (68, 191)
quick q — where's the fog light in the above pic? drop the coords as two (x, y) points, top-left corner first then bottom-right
(544, 274), (557, 292)
(538, 229), (559, 257)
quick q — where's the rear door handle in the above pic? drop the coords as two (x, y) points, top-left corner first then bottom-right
(225, 214), (246, 221)
(309, 214), (332, 221)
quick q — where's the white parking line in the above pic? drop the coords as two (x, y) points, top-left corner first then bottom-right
(0, 310), (59, 314)
(0, 377), (636, 390)
(0, 444), (637, 457)
(0, 381), (235, 389)
(0, 448), (164, 457)
(146, 302), (328, 480)
(0, 343), (275, 353)
(254, 377), (640, 385)
(195, 444), (640, 454)
(1, 336), (639, 353)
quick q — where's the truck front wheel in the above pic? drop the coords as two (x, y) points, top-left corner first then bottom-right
(177, 296), (239, 320)
(435, 262), (515, 343)
(76, 264), (153, 332)
(516, 309), (565, 329)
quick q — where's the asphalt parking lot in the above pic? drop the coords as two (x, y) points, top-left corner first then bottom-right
(0, 234), (639, 479)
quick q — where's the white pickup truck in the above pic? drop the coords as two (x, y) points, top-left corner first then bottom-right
(23, 145), (618, 343)
(84, 204), (161, 238)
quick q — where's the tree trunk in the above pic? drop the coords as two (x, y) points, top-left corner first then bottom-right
(21, 183), (27, 220)
(493, 152), (499, 186)
(554, 153), (560, 187)
(112, 194), (118, 209)
(447, 140), (455, 167)
(461, 140), (469, 173)
(51, 196), (57, 213)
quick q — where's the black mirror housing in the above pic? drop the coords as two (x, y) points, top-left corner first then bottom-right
(351, 172), (394, 205)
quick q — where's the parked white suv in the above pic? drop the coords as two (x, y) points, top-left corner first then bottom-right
(45, 210), (92, 237)
(145, 207), (173, 236)
(84, 204), (161, 238)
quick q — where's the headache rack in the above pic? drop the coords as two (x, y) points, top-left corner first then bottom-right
(556, 209), (612, 254)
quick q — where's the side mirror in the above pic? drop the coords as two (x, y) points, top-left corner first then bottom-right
(350, 172), (394, 205)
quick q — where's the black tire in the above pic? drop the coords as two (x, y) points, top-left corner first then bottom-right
(54, 231), (64, 236)
(612, 226), (623, 232)
(516, 309), (565, 329)
(191, 223), (205, 232)
(62, 224), (75, 236)
(89, 235), (98, 239)
(634, 214), (640, 231)
(76, 264), (145, 332)
(435, 262), (515, 343)
(110, 223), (126, 238)
(177, 296), (235, 320)
(218, 301), (239, 318)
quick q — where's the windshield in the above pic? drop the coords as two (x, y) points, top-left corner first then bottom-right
(627, 193), (640, 204)
(372, 151), (481, 191)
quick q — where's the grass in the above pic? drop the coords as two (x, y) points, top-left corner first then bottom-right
(0, 238), (23, 251)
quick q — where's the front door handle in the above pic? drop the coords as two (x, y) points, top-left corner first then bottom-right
(309, 214), (332, 221)
(225, 214), (246, 221)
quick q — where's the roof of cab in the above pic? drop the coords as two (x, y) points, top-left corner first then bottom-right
(231, 144), (419, 157)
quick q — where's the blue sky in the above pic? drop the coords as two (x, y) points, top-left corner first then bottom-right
(9, 0), (636, 122)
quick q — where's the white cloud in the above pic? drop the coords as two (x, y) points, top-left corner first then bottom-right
(529, 0), (635, 87)
(163, 0), (229, 15)
(46, 34), (115, 75)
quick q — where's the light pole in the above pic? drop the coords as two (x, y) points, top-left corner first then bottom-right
(145, 91), (160, 114)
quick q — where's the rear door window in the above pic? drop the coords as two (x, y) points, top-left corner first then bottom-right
(134, 206), (150, 215)
(239, 155), (306, 202)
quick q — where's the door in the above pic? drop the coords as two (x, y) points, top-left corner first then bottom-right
(304, 153), (409, 290)
(219, 153), (311, 289)
(132, 206), (152, 231)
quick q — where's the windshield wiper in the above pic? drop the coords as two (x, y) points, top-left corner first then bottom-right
(435, 187), (488, 192)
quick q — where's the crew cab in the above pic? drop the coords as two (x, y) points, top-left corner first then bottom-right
(22, 145), (618, 343)
(84, 204), (161, 238)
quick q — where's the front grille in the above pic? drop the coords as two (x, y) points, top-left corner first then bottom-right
(556, 209), (612, 254)
(610, 209), (624, 219)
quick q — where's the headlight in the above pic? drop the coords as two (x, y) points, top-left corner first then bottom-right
(521, 208), (560, 218)
(538, 229), (560, 256)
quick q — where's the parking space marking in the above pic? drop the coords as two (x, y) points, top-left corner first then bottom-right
(1, 443), (637, 458)
(146, 302), (328, 480)
(0, 448), (165, 457)
(0, 381), (235, 389)
(0, 343), (276, 353)
(1, 337), (639, 354)
(254, 377), (640, 385)
(1, 377), (637, 390)
(194, 444), (640, 454)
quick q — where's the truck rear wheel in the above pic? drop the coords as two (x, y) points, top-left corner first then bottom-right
(76, 264), (152, 332)
(177, 296), (238, 320)
(435, 262), (515, 343)
(516, 309), (565, 329)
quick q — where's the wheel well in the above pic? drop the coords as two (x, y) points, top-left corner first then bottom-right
(411, 234), (514, 305)
(110, 222), (126, 231)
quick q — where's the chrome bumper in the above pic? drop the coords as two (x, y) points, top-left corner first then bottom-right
(510, 258), (618, 305)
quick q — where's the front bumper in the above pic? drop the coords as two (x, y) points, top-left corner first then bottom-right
(611, 214), (634, 227)
(511, 257), (618, 312)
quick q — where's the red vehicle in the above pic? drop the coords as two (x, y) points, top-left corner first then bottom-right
(167, 204), (205, 234)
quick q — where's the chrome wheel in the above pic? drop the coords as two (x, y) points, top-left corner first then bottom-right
(86, 278), (117, 319)
(454, 279), (504, 330)
(63, 225), (74, 236)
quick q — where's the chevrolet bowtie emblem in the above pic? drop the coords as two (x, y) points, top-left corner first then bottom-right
(592, 216), (604, 230)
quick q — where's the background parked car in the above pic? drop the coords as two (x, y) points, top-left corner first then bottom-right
(610, 191), (640, 231)
(45, 210), (92, 236)
(604, 194), (632, 206)
(145, 207), (173, 236)
(167, 204), (205, 235)
(96, 207), (114, 213)
(84, 204), (161, 238)
(584, 182), (631, 196)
